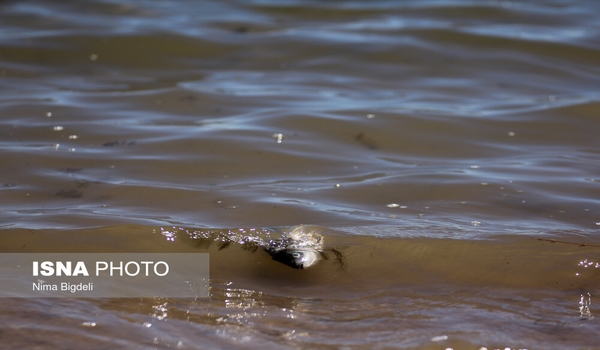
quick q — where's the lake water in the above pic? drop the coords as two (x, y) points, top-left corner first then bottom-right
(1, 0), (600, 348)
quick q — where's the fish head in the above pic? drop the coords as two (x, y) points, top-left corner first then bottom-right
(268, 248), (322, 269)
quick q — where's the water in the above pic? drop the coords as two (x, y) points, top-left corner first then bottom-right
(1, 0), (600, 348)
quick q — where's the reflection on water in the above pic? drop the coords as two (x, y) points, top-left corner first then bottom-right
(579, 293), (593, 320)
(1, 0), (600, 348)
(576, 257), (598, 321)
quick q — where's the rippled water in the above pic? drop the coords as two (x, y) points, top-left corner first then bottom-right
(1, 0), (600, 348)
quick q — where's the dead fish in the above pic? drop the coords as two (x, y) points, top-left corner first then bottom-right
(176, 224), (344, 269)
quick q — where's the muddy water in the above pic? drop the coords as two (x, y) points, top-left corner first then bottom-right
(1, 0), (600, 348)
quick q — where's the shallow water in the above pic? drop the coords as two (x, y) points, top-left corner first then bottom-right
(1, 0), (600, 348)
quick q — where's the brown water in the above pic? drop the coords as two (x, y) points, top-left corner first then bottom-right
(1, 0), (600, 348)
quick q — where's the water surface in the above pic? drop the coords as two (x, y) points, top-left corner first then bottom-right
(1, 0), (600, 348)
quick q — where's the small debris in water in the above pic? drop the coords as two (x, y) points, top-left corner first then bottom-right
(366, 113), (375, 119)
(143, 322), (152, 328)
(387, 203), (399, 208)
(90, 53), (98, 61)
(56, 189), (82, 198)
(548, 95), (556, 102)
(272, 133), (284, 143)
(507, 131), (515, 137)
(46, 112), (52, 117)
(431, 335), (448, 342)
(335, 184), (340, 188)
(53, 126), (63, 131)
(469, 165), (480, 169)
(68, 135), (78, 139)
(354, 132), (378, 150)
(470, 220), (482, 226)
(81, 322), (96, 327)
